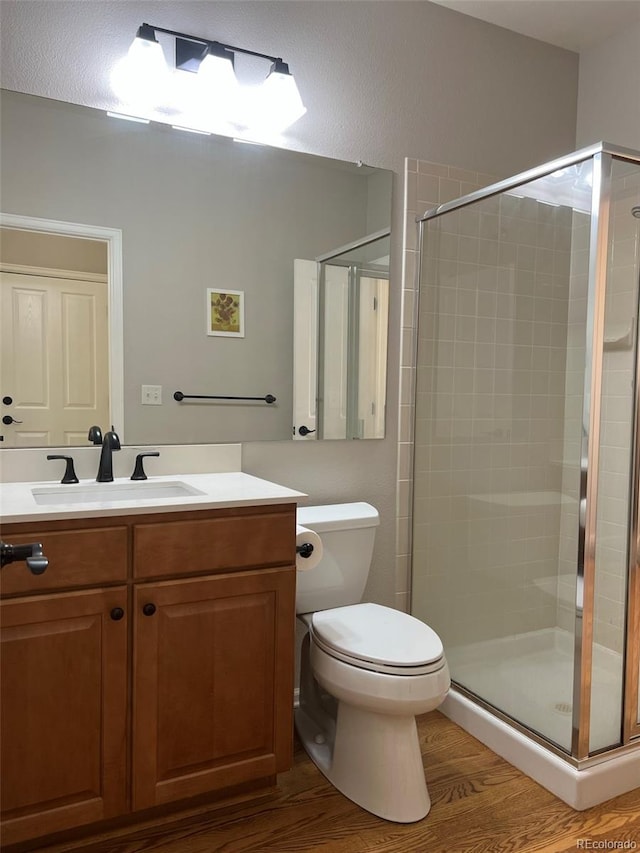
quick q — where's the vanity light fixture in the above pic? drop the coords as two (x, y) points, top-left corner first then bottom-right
(250, 59), (307, 133)
(111, 25), (171, 110)
(111, 23), (306, 134)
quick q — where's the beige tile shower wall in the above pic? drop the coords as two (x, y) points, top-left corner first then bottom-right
(401, 159), (584, 650)
(594, 167), (640, 653)
(396, 159), (496, 612)
(414, 205), (572, 645)
(557, 168), (640, 654)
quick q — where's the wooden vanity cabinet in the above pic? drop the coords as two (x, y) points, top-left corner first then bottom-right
(132, 566), (295, 809)
(0, 504), (296, 847)
(0, 520), (129, 848)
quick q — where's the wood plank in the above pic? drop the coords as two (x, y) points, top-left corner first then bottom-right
(13, 711), (640, 853)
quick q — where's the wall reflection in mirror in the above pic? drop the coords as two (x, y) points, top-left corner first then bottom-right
(0, 89), (392, 447)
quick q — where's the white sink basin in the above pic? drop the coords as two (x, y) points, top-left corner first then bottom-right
(31, 480), (206, 506)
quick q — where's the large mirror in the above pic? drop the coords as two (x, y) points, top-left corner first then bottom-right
(0, 89), (392, 447)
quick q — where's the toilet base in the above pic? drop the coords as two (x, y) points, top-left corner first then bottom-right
(295, 632), (433, 823)
(295, 700), (431, 823)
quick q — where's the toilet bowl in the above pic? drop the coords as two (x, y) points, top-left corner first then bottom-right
(295, 504), (450, 823)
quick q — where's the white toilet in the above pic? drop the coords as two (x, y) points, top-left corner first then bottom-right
(295, 502), (450, 823)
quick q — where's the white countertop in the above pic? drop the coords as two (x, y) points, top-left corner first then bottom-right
(0, 472), (307, 524)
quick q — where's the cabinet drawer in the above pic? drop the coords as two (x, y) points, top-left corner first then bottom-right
(0, 527), (128, 596)
(133, 508), (294, 579)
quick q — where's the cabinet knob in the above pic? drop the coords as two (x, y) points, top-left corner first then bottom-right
(142, 603), (156, 617)
(110, 607), (125, 621)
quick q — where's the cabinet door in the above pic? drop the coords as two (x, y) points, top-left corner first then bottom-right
(132, 567), (295, 809)
(0, 588), (128, 846)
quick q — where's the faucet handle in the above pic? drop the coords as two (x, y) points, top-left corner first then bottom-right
(26, 543), (49, 575)
(1, 541), (48, 575)
(88, 425), (103, 445)
(47, 454), (79, 484)
(131, 451), (160, 481)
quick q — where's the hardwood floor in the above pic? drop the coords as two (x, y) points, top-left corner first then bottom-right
(22, 712), (640, 853)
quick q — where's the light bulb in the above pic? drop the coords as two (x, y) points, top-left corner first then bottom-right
(197, 46), (239, 116)
(110, 27), (169, 109)
(245, 60), (306, 133)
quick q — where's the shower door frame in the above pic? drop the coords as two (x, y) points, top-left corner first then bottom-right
(626, 503), (640, 742)
(572, 150), (611, 761)
(625, 210), (640, 742)
(416, 141), (640, 765)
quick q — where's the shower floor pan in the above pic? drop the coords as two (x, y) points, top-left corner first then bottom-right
(446, 627), (621, 752)
(441, 627), (639, 808)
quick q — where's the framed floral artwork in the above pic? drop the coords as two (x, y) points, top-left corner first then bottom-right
(206, 288), (245, 337)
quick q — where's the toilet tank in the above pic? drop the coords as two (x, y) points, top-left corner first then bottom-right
(296, 502), (379, 614)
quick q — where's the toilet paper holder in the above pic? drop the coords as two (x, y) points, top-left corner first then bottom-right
(296, 542), (315, 558)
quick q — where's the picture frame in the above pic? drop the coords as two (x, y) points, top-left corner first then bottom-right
(206, 288), (245, 338)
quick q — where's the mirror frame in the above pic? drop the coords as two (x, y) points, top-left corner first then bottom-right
(0, 211), (125, 440)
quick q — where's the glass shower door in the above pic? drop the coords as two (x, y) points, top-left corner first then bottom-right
(413, 165), (595, 752)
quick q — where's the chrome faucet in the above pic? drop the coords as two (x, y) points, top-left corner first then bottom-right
(96, 427), (121, 482)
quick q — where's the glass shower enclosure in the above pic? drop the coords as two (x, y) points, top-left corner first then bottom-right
(411, 142), (640, 763)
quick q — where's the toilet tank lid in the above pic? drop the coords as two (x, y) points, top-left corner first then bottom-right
(297, 501), (379, 531)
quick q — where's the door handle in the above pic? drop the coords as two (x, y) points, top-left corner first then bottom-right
(297, 425), (316, 436)
(2, 415), (22, 425)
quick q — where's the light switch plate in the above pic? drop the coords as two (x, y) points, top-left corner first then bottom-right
(141, 385), (162, 405)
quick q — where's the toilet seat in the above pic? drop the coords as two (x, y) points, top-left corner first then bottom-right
(310, 602), (445, 676)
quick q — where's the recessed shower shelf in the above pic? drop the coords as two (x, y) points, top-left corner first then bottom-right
(532, 573), (576, 605)
(603, 318), (635, 351)
(467, 490), (575, 509)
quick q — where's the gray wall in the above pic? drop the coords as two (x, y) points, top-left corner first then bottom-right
(576, 20), (640, 150)
(0, 0), (580, 608)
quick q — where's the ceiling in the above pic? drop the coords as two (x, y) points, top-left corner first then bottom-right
(427, 0), (640, 52)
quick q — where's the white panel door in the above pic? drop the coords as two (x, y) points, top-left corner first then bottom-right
(0, 272), (109, 446)
(358, 276), (388, 439)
